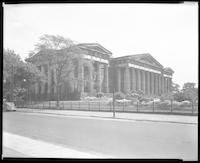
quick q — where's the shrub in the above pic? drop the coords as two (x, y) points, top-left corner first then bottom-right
(114, 92), (125, 100)
(96, 92), (104, 98)
(67, 90), (81, 101)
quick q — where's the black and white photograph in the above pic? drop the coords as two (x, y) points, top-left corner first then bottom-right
(2, 2), (198, 160)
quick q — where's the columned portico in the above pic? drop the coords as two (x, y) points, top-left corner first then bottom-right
(28, 45), (174, 100)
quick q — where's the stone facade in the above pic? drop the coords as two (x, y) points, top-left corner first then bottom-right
(109, 54), (174, 96)
(27, 44), (174, 100)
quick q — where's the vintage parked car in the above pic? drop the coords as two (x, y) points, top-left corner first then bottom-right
(3, 99), (16, 111)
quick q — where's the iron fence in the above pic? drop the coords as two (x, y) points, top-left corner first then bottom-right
(14, 99), (198, 115)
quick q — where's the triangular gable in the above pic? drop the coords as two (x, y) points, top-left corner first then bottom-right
(131, 53), (163, 68)
(77, 43), (112, 55)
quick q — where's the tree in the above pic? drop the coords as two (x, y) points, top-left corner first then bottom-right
(32, 34), (83, 108)
(3, 49), (45, 101)
(182, 82), (198, 102)
(171, 82), (180, 93)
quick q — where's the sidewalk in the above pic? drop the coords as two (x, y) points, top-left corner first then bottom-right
(15, 108), (198, 124)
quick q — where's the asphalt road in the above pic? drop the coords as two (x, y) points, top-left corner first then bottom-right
(3, 111), (198, 160)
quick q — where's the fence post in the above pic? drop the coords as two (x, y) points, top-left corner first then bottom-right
(137, 101), (139, 112)
(123, 101), (125, 112)
(88, 101), (90, 111)
(71, 101), (72, 110)
(79, 101), (80, 110)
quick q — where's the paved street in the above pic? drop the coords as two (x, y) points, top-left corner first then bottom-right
(3, 111), (198, 160)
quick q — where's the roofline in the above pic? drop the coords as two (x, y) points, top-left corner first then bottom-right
(77, 43), (112, 55)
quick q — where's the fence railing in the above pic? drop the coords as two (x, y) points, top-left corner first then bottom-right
(14, 100), (198, 115)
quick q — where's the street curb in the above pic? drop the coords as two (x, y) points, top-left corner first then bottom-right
(15, 109), (198, 125)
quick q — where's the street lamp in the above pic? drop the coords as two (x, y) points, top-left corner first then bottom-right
(23, 79), (28, 102)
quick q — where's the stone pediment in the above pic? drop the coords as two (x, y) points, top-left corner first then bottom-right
(131, 53), (163, 68)
(77, 43), (112, 56)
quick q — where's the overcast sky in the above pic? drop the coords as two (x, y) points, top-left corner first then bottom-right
(4, 2), (198, 88)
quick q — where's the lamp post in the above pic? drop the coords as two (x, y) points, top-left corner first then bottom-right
(23, 79), (27, 102)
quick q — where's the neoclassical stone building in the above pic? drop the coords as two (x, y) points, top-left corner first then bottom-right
(110, 54), (174, 96)
(27, 43), (112, 100)
(27, 43), (174, 100)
